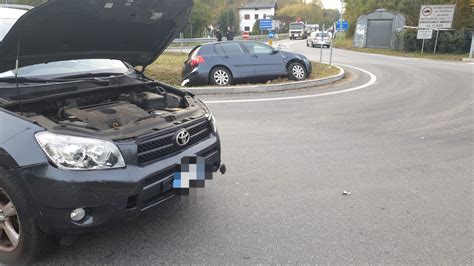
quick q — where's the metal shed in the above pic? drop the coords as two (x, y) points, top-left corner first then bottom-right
(353, 9), (406, 49)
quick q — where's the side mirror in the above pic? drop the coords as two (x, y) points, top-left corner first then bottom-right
(272, 47), (279, 54)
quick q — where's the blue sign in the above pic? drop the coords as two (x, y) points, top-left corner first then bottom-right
(268, 31), (275, 38)
(336, 20), (349, 31)
(259, 19), (273, 30)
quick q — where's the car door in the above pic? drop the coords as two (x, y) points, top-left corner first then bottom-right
(242, 42), (286, 76)
(214, 42), (255, 79)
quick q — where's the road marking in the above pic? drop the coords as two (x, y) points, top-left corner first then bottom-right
(204, 64), (377, 104)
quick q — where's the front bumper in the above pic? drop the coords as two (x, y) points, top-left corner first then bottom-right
(16, 134), (221, 235)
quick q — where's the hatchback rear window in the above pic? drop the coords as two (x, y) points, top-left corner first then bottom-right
(188, 46), (201, 59)
(215, 43), (243, 55)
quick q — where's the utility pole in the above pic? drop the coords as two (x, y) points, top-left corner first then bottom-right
(339, 0), (344, 38)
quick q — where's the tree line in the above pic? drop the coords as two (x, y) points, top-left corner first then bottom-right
(5, 0), (473, 38)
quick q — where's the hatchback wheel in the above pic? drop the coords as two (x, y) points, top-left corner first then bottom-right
(288, 62), (307, 81)
(210, 67), (232, 86)
(0, 167), (56, 264)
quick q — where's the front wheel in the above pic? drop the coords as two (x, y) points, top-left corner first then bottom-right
(0, 167), (56, 264)
(288, 62), (308, 81)
(210, 67), (232, 86)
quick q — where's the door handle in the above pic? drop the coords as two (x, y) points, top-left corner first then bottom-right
(252, 55), (258, 58)
(223, 56), (229, 59)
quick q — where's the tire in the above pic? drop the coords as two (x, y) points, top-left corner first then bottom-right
(306, 41), (309, 47)
(0, 166), (57, 264)
(288, 62), (308, 81)
(210, 67), (232, 86)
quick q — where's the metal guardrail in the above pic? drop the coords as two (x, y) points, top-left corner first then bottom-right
(172, 33), (290, 44)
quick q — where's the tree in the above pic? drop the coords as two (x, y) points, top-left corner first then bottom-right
(184, 0), (213, 37)
(217, 9), (237, 32)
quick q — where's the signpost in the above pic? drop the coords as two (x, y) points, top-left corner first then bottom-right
(417, 29), (433, 54)
(336, 20), (349, 32)
(259, 19), (273, 30)
(268, 31), (274, 45)
(259, 19), (273, 36)
(418, 5), (455, 54)
(418, 5), (455, 29)
(242, 31), (249, 41)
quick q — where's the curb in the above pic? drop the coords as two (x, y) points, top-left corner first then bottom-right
(184, 66), (345, 95)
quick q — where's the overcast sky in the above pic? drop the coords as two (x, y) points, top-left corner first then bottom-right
(321, 0), (342, 11)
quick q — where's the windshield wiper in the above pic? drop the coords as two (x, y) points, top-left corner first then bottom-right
(53, 72), (125, 80)
(0, 77), (53, 83)
(0, 74), (122, 85)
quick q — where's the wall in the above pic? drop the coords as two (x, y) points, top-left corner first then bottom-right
(239, 7), (275, 32)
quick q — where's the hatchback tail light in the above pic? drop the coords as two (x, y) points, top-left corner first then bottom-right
(190, 56), (205, 68)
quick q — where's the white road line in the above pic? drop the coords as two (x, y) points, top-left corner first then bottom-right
(204, 64), (377, 104)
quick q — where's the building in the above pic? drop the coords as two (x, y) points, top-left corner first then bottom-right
(353, 9), (406, 49)
(238, 1), (278, 33)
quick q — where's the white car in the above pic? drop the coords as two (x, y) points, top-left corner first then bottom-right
(307, 31), (332, 48)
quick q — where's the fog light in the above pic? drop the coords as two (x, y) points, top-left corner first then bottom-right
(70, 208), (86, 222)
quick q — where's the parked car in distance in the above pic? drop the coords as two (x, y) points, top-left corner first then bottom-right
(307, 31), (332, 48)
(181, 41), (312, 87)
(0, 1), (224, 264)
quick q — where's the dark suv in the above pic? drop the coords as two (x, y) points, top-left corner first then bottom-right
(0, 1), (223, 264)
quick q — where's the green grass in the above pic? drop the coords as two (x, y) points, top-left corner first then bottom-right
(145, 52), (341, 87)
(333, 38), (468, 61)
(145, 53), (188, 87)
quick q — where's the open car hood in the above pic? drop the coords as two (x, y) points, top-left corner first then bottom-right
(0, 0), (192, 73)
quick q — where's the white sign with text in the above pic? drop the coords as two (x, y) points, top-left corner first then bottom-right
(418, 5), (455, 29)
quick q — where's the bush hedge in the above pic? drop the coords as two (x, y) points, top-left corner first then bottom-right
(397, 30), (472, 53)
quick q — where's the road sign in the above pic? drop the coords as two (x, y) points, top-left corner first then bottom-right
(268, 31), (274, 39)
(259, 19), (273, 30)
(417, 29), (433, 39)
(418, 5), (455, 29)
(242, 31), (249, 40)
(336, 20), (349, 31)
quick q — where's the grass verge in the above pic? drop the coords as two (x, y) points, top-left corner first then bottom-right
(333, 38), (468, 61)
(145, 52), (341, 87)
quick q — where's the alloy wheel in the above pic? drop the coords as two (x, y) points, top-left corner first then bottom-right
(292, 65), (305, 80)
(213, 70), (230, 85)
(0, 189), (20, 252)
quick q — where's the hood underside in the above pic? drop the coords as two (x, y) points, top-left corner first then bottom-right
(0, 0), (192, 73)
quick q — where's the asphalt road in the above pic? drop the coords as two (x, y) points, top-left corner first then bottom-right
(44, 41), (473, 264)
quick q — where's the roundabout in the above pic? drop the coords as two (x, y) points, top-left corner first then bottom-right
(43, 40), (473, 264)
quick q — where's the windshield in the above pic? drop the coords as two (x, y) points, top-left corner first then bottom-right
(316, 33), (330, 38)
(0, 59), (130, 79)
(290, 23), (304, 30)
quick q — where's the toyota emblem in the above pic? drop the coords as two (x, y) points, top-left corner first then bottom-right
(175, 129), (191, 146)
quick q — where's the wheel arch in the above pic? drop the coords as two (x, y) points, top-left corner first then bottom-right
(0, 148), (20, 171)
(286, 58), (307, 72)
(208, 65), (234, 84)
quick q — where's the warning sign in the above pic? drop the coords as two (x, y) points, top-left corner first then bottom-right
(418, 5), (456, 29)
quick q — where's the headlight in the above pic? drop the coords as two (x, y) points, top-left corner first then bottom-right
(35, 131), (126, 171)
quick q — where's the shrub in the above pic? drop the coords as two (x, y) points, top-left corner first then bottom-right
(398, 30), (471, 53)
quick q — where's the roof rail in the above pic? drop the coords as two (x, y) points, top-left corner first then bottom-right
(0, 4), (34, 10)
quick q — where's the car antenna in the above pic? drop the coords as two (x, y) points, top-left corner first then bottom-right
(14, 40), (22, 115)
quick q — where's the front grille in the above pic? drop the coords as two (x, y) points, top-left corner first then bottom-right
(137, 119), (212, 165)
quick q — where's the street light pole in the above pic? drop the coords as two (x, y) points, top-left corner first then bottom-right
(339, 0), (344, 38)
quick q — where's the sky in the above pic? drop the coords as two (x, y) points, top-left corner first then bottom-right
(321, 0), (342, 11)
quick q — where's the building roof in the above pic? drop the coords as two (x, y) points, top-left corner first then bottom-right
(238, 1), (277, 10)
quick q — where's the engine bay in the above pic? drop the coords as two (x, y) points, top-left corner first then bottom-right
(5, 82), (207, 139)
